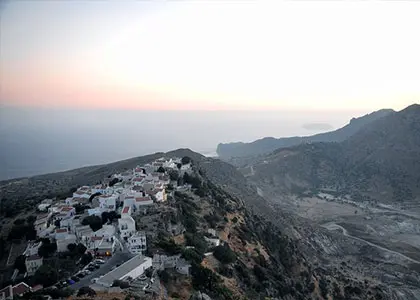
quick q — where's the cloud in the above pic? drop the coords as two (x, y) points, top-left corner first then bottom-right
(302, 123), (333, 131)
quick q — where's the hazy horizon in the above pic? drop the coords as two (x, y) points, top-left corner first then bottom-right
(0, 106), (373, 180)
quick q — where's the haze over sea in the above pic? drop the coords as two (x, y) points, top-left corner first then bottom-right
(0, 106), (365, 180)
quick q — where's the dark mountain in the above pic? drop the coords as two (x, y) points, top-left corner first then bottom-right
(247, 104), (420, 205)
(217, 108), (394, 159)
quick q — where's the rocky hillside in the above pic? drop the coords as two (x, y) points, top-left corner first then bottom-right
(1, 148), (419, 299)
(246, 104), (420, 205)
(216, 109), (394, 160)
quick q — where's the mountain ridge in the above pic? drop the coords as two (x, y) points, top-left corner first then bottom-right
(217, 108), (395, 159)
(246, 103), (420, 204)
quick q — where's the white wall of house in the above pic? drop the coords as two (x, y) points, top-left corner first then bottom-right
(204, 237), (221, 247)
(127, 233), (147, 254)
(25, 257), (43, 276)
(56, 235), (77, 252)
(118, 216), (136, 239)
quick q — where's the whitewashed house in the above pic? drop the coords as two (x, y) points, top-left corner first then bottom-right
(127, 232), (147, 254)
(180, 163), (191, 171)
(58, 206), (76, 219)
(72, 189), (91, 200)
(56, 229), (77, 253)
(37, 203), (51, 212)
(25, 255), (43, 276)
(134, 196), (153, 210)
(121, 206), (132, 217)
(148, 188), (166, 202)
(204, 236), (221, 247)
(23, 241), (42, 256)
(123, 195), (136, 209)
(98, 195), (117, 211)
(34, 217), (48, 237)
(118, 214), (136, 240)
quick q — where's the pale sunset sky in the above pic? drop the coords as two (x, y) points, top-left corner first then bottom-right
(1, 1), (419, 111)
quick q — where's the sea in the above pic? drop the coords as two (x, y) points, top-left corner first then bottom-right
(0, 106), (366, 180)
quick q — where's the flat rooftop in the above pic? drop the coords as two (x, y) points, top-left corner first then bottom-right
(97, 255), (150, 286)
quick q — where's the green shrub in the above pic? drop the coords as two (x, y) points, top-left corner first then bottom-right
(213, 244), (236, 264)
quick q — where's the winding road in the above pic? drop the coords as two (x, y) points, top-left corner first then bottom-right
(322, 222), (420, 264)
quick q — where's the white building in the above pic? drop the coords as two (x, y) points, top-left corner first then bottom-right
(25, 255), (43, 276)
(180, 163), (191, 171)
(37, 203), (51, 212)
(75, 225), (94, 244)
(87, 208), (104, 217)
(163, 159), (177, 169)
(132, 177), (145, 186)
(148, 188), (166, 202)
(127, 232), (147, 255)
(134, 196), (153, 210)
(204, 236), (221, 247)
(207, 228), (217, 237)
(96, 255), (152, 287)
(123, 196), (135, 210)
(134, 167), (146, 176)
(92, 225), (115, 239)
(56, 230), (77, 253)
(34, 216), (49, 237)
(55, 206), (76, 221)
(98, 195), (117, 211)
(88, 236), (117, 256)
(118, 214), (136, 240)
(152, 254), (180, 270)
(175, 258), (191, 275)
(121, 206), (132, 217)
(23, 241), (42, 257)
(72, 189), (91, 200)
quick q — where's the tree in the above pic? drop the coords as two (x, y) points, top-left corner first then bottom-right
(38, 239), (57, 258)
(25, 225), (37, 241)
(14, 218), (25, 225)
(181, 156), (191, 165)
(157, 166), (165, 173)
(156, 238), (182, 255)
(33, 265), (58, 287)
(184, 233), (207, 254)
(89, 192), (101, 202)
(14, 255), (27, 273)
(169, 170), (179, 181)
(67, 243), (77, 252)
(0, 238), (5, 260)
(177, 163), (182, 169)
(77, 243), (87, 255)
(182, 248), (204, 264)
(74, 203), (90, 214)
(213, 244), (236, 264)
(82, 215), (102, 231)
(80, 252), (93, 265)
(77, 286), (96, 297)
(8, 225), (28, 240)
(107, 211), (118, 222)
(101, 211), (110, 224)
(109, 177), (120, 187)
(191, 263), (221, 291)
(158, 269), (170, 283)
(26, 215), (37, 224)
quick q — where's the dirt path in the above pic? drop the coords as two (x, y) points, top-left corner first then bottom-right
(322, 222), (420, 264)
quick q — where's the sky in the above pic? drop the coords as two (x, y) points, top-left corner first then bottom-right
(1, 1), (419, 111)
